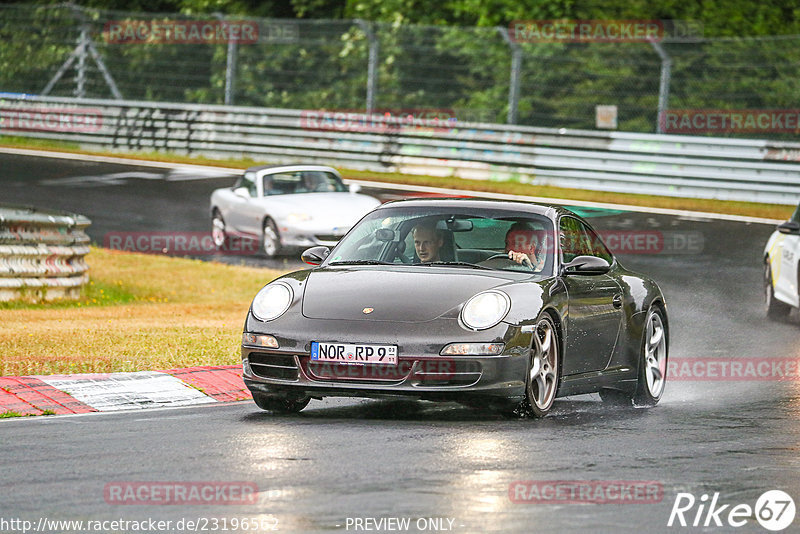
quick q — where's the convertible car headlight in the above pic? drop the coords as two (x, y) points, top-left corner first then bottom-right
(251, 282), (293, 322)
(460, 290), (511, 331)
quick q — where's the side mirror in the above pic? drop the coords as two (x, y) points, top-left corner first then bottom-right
(301, 246), (330, 266)
(233, 187), (250, 199)
(777, 221), (800, 235)
(562, 255), (611, 275)
(349, 183), (362, 194)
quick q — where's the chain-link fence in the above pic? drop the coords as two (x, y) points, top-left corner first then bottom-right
(1, 3), (800, 137)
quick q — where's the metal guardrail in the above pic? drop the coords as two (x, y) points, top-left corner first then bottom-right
(0, 205), (91, 302)
(2, 95), (800, 204)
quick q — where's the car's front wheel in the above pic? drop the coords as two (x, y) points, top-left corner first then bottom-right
(211, 209), (227, 249)
(765, 261), (790, 319)
(633, 306), (668, 406)
(514, 314), (560, 418)
(262, 218), (282, 258)
(252, 393), (309, 414)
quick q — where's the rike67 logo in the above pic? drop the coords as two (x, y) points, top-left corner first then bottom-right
(668, 490), (796, 531)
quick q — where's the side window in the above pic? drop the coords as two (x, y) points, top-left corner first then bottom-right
(559, 216), (612, 264)
(234, 172), (257, 197)
(791, 203), (800, 223)
(559, 217), (592, 263)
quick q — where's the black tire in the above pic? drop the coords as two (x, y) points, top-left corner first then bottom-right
(262, 218), (282, 258)
(633, 306), (668, 407)
(511, 314), (560, 418)
(211, 209), (228, 249)
(765, 261), (790, 320)
(252, 392), (309, 414)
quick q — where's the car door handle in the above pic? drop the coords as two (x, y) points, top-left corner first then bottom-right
(612, 294), (623, 308)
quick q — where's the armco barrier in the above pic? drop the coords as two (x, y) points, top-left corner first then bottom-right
(0, 205), (91, 301)
(2, 95), (800, 204)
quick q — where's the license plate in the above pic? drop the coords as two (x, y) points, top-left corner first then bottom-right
(310, 342), (398, 365)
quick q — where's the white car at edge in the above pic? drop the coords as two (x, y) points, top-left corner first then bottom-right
(210, 164), (380, 257)
(764, 204), (800, 318)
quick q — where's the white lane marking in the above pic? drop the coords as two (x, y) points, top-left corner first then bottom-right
(0, 146), (787, 225)
(39, 171), (165, 186)
(38, 371), (215, 412)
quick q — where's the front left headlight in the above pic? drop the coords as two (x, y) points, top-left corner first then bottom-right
(461, 290), (511, 330)
(286, 213), (312, 223)
(251, 282), (293, 321)
(460, 290), (511, 331)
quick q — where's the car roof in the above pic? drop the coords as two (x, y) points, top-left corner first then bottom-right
(245, 164), (341, 176)
(374, 197), (573, 220)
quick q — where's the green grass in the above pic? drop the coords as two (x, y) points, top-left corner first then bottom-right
(1, 135), (794, 220)
(0, 247), (287, 376)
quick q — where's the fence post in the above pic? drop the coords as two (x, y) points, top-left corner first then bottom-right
(497, 27), (521, 125)
(650, 39), (672, 134)
(356, 19), (379, 113)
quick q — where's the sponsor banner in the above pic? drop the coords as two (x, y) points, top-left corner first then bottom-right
(104, 20), (259, 44)
(509, 480), (663, 504)
(661, 109), (800, 134)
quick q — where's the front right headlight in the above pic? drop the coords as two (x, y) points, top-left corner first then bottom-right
(460, 290), (510, 331)
(251, 282), (293, 321)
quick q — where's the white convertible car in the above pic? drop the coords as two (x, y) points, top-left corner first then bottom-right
(764, 203), (800, 318)
(210, 165), (380, 257)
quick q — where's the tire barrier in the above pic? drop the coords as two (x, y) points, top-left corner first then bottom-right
(0, 205), (90, 301)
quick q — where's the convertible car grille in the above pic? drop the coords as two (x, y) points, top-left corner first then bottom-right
(249, 352), (299, 381)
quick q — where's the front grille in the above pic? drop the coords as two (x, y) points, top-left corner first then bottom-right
(305, 360), (410, 384)
(249, 352), (299, 381)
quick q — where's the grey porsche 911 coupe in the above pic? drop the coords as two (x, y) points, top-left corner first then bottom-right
(241, 198), (668, 417)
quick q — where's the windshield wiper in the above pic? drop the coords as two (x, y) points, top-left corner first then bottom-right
(417, 261), (493, 270)
(328, 260), (393, 266)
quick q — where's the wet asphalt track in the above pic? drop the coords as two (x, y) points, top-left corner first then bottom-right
(1, 152), (799, 533)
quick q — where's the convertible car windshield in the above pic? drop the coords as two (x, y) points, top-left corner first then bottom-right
(327, 206), (556, 274)
(262, 170), (348, 195)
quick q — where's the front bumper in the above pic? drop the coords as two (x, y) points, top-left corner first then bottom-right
(241, 317), (533, 405)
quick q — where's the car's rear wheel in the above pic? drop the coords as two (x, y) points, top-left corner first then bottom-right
(633, 306), (668, 407)
(211, 209), (227, 249)
(262, 218), (281, 258)
(252, 392), (309, 414)
(765, 261), (790, 319)
(515, 314), (559, 418)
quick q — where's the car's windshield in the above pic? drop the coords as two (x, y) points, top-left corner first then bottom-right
(262, 170), (347, 196)
(326, 205), (555, 275)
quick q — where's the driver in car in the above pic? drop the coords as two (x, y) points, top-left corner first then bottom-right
(505, 222), (548, 270)
(412, 222), (444, 262)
